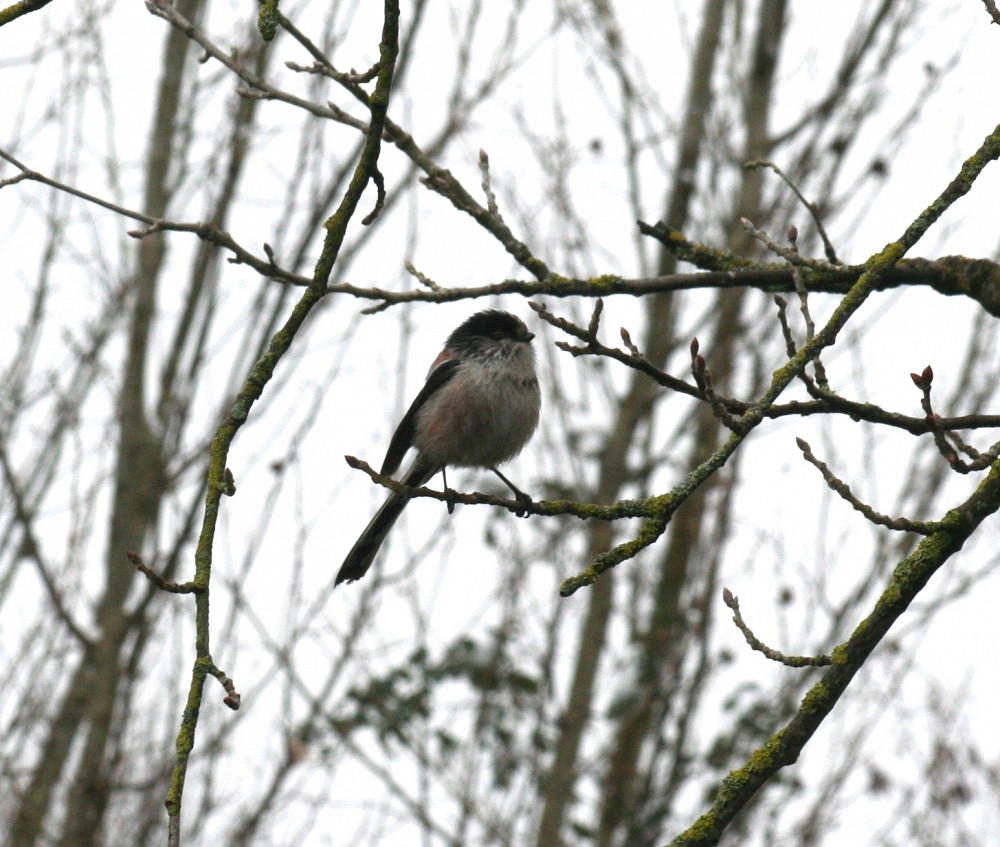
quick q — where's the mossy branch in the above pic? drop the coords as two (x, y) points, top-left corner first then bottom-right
(163, 1), (401, 842)
(669, 460), (1000, 846)
(667, 118), (1000, 846)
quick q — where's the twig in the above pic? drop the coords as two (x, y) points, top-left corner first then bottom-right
(690, 338), (748, 433)
(361, 166), (386, 225)
(745, 160), (841, 264)
(911, 366), (1000, 472)
(911, 366), (963, 470)
(795, 438), (940, 534)
(587, 298), (603, 337)
(403, 260), (441, 291)
(722, 588), (831, 667)
(638, 219), (759, 270)
(478, 148), (502, 220)
(222, 468), (237, 497)
(740, 217), (835, 271)
(205, 660), (242, 710)
(126, 551), (199, 593)
(772, 294), (798, 358)
(792, 266), (828, 391)
(529, 300), (694, 396)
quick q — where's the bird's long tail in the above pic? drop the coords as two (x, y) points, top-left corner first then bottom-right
(335, 456), (438, 585)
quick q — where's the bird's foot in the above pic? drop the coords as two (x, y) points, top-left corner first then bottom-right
(513, 490), (532, 518)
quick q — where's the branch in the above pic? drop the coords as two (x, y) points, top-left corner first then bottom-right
(4, 146), (1000, 319)
(0, 0), (53, 27)
(641, 218), (1000, 318)
(530, 300), (693, 396)
(345, 456), (653, 522)
(670, 456), (1000, 846)
(160, 1), (402, 843)
(0, 442), (92, 646)
(565, 119), (1000, 594)
(534, 300), (1000, 441)
(0, 148), (313, 285)
(982, 0), (1000, 26)
(281, 10), (548, 278)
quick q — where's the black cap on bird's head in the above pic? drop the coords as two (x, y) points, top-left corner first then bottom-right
(447, 310), (534, 348)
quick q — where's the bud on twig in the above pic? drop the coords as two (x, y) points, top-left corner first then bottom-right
(910, 365), (934, 388)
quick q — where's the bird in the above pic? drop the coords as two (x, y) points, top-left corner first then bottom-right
(336, 309), (541, 585)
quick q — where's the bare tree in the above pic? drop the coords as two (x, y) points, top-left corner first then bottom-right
(2, 1), (1000, 846)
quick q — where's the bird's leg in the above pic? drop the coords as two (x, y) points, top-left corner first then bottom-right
(490, 466), (532, 518)
(441, 466), (457, 514)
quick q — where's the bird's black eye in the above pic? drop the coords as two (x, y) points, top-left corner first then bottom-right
(492, 330), (505, 340)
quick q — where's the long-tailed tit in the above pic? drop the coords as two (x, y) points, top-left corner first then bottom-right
(336, 310), (541, 585)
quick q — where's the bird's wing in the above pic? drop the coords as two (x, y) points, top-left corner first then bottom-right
(380, 357), (461, 476)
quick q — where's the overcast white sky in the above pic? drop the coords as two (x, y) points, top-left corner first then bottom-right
(3, 1), (1000, 844)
